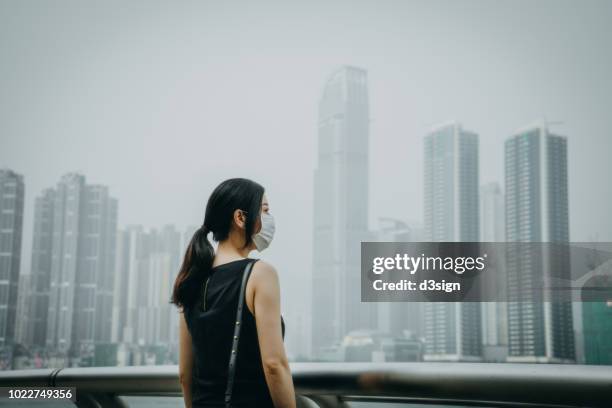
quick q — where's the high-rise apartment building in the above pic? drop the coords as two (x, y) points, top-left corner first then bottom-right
(44, 173), (118, 358)
(24, 188), (55, 348)
(423, 122), (482, 361)
(0, 169), (25, 347)
(504, 122), (574, 362)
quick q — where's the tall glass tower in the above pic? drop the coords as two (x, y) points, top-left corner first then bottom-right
(311, 66), (375, 359)
(504, 122), (575, 362)
(423, 122), (482, 361)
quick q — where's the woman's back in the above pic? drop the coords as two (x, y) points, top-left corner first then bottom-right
(183, 257), (286, 407)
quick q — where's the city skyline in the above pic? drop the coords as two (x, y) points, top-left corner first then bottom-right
(0, 112), (592, 363)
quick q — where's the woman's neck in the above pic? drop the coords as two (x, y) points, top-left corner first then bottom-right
(215, 239), (250, 263)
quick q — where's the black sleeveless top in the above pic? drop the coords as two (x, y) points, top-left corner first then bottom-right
(183, 258), (285, 408)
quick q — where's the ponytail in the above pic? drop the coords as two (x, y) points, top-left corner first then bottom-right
(170, 224), (215, 310)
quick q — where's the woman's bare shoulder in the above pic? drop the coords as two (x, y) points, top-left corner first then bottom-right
(251, 259), (279, 283)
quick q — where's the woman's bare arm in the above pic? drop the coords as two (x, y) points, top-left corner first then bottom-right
(178, 308), (194, 408)
(252, 261), (296, 408)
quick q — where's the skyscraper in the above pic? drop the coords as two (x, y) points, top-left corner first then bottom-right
(45, 173), (118, 359)
(423, 122), (482, 361)
(479, 182), (508, 361)
(312, 66), (375, 358)
(26, 188), (56, 348)
(90, 184), (119, 347)
(504, 122), (575, 362)
(0, 169), (25, 347)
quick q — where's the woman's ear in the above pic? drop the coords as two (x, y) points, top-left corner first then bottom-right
(233, 209), (247, 229)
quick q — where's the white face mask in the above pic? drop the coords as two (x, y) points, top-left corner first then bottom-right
(252, 212), (275, 252)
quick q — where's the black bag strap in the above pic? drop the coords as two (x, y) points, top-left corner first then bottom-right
(224, 259), (256, 408)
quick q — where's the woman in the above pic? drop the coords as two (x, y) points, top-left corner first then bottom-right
(171, 178), (296, 408)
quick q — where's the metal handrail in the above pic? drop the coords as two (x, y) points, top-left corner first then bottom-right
(1, 362), (611, 407)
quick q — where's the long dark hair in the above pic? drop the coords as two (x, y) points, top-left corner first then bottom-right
(170, 178), (264, 310)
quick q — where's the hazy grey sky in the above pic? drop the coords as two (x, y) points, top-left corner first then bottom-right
(2, 0), (611, 327)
